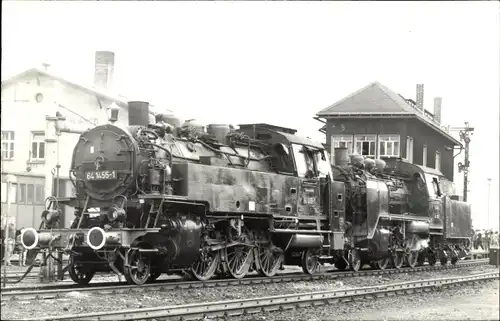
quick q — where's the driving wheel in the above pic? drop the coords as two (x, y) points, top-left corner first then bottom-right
(375, 257), (390, 270)
(257, 244), (283, 277)
(407, 251), (418, 268)
(392, 251), (404, 269)
(224, 245), (253, 279)
(191, 249), (220, 281)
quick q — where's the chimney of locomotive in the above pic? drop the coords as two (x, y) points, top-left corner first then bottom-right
(128, 101), (150, 127)
(415, 84), (424, 112)
(94, 51), (115, 91)
(433, 97), (442, 124)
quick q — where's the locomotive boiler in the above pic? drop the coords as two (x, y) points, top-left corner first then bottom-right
(20, 101), (473, 285)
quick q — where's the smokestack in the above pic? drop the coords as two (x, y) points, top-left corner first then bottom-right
(94, 51), (115, 91)
(416, 84), (424, 112)
(434, 97), (442, 124)
(128, 101), (150, 127)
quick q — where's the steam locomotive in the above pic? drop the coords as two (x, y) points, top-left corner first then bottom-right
(20, 101), (472, 285)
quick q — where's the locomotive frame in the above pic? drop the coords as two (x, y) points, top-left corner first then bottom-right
(20, 101), (473, 285)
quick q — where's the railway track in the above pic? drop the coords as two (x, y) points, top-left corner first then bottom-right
(1, 259), (488, 301)
(23, 271), (499, 321)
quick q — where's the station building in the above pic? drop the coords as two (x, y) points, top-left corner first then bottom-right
(315, 81), (463, 198)
(1, 51), (169, 229)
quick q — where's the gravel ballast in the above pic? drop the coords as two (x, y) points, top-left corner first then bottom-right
(1, 265), (497, 320)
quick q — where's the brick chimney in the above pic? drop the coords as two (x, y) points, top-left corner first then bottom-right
(416, 84), (424, 112)
(94, 51), (115, 91)
(434, 97), (442, 124)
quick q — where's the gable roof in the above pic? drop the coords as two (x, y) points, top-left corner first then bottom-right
(1, 67), (130, 107)
(316, 81), (461, 146)
(317, 81), (418, 116)
(1, 67), (170, 115)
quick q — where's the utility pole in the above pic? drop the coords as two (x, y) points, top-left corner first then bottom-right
(487, 178), (491, 229)
(449, 122), (474, 202)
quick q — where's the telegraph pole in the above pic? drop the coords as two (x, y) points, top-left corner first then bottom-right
(449, 122), (474, 202)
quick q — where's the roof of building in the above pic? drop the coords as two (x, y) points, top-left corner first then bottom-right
(1, 67), (170, 114)
(316, 81), (461, 146)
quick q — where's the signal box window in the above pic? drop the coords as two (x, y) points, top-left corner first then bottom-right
(292, 144), (315, 178)
(31, 132), (46, 160)
(331, 135), (353, 153)
(379, 135), (400, 158)
(1, 131), (15, 160)
(354, 135), (376, 157)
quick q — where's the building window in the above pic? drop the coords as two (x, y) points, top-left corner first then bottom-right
(435, 151), (441, 172)
(18, 184), (26, 204)
(1, 131), (15, 160)
(35, 185), (44, 204)
(31, 132), (46, 160)
(354, 135), (376, 157)
(27, 184), (34, 205)
(1, 182), (17, 204)
(423, 144), (428, 167)
(405, 136), (414, 163)
(379, 135), (400, 158)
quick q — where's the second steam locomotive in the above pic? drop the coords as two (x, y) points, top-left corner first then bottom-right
(21, 101), (472, 285)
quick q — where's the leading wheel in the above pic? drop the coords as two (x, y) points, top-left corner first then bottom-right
(190, 250), (220, 281)
(440, 256), (448, 266)
(124, 250), (151, 285)
(257, 244), (283, 277)
(301, 249), (320, 275)
(224, 245), (253, 279)
(407, 251), (418, 268)
(348, 249), (361, 272)
(68, 256), (95, 285)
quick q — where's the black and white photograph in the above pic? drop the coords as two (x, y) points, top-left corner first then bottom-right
(1, 1), (499, 320)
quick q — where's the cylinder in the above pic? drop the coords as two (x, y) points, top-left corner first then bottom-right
(207, 124), (231, 145)
(128, 101), (150, 127)
(334, 147), (349, 166)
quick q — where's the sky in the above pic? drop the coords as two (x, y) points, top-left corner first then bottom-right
(2, 1), (499, 230)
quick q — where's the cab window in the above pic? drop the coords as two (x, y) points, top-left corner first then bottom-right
(292, 144), (315, 178)
(313, 149), (332, 178)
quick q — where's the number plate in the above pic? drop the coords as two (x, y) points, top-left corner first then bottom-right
(85, 170), (117, 181)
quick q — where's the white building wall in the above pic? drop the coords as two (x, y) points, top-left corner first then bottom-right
(1, 72), (130, 206)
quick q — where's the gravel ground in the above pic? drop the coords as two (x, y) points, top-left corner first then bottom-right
(232, 278), (500, 321)
(1, 265), (497, 320)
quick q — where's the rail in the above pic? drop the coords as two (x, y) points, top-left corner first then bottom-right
(1, 259), (488, 301)
(24, 271), (499, 320)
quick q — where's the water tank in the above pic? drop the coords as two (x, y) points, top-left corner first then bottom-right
(334, 148), (349, 167)
(207, 124), (231, 145)
(128, 101), (150, 127)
